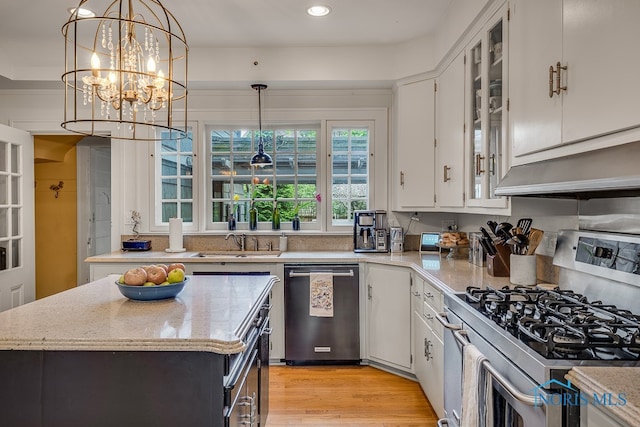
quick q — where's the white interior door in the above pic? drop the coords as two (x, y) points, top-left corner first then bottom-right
(77, 140), (111, 285)
(0, 124), (35, 311)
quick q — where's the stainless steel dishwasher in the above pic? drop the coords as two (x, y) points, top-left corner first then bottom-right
(284, 264), (360, 364)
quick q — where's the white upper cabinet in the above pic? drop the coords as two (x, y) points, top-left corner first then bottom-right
(509, 0), (562, 158)
(466, 6), (510, 210)
(435, 52), (465, 209)
(562, 0), (640, 143)
(393, 79), (436, 211)
(510, 0), (640, 161)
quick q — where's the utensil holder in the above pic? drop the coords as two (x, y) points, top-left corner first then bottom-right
(487, 244), (511, 277)
(510, 254), (537, 286)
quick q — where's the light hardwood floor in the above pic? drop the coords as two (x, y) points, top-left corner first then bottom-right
(266, 365), (439, 427)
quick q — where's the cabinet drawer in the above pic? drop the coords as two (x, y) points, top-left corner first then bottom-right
(422, 281), (442, 312)
(423, 301), (443, 339)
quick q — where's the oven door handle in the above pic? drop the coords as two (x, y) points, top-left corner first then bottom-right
(453, 330), (541, 407)
(436, 310), (462, 330)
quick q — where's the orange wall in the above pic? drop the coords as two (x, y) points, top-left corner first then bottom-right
(35, 145), (77, 299)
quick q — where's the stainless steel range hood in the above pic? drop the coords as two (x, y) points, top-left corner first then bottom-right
(495, 142), (640, 198)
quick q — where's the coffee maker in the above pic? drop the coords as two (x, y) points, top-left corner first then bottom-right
(354, 210), (389, 253)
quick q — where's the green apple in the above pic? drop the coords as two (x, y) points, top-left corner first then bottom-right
(118, 275), (125, 284)
(143, 281), (156, 286)
(160, 281), (170, 286)
(167, 268), (185, 284)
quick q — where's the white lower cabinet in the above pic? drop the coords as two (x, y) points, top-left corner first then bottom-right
(413, 312), (444, 419)
(366, 264), (412, 370)
(412, 275), (444, 418)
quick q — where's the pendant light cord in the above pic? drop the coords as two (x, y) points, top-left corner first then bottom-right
(258, 86), (263, 139)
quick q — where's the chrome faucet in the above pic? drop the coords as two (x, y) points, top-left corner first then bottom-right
(225, 232), (246, 251)
(250, 236), (259, 251)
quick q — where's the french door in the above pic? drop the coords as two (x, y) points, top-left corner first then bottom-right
(0, 124), (34, 311)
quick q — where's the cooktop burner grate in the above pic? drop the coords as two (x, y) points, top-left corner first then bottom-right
(464, 285), (640, 360)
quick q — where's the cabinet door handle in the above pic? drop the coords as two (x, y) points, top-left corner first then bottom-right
(425, 292), (434, 299)
(555, 61), (567, 95)
(489, 153), (496, 176)
(412, 290), (421, 297)
(424, 339), (432, 361)
(400, 171), (405, 187)
(425, 313), (434, 320)
(475, 153), (485, 176)
(367, 284), (372, 300)
(443, 165), (451, 182)
(549, 62), (568, 97)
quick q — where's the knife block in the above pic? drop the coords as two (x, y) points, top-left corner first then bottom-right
(487, 244), (511, 277)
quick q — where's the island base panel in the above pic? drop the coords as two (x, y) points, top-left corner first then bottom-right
(0, 350), (225, 427)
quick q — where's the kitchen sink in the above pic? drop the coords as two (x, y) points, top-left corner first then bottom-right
(191, 251), (282, 258)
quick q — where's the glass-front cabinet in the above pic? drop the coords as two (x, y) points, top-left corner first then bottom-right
(466, 6), (509, 210)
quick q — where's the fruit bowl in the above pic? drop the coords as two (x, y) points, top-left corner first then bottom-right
(115, 277), (189, 301)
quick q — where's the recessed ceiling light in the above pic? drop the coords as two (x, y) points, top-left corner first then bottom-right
(67, 7), (96, 18)
(307, 5), (332, 17)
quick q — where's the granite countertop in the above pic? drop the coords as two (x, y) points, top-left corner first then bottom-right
(566, 367), (640, 426)
(0, 274), (276, 355)
(86, 250), (514, 293)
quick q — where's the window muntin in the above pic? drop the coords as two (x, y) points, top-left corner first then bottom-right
(157, 128), (194, 223)
(330, 126), (370, 225)
(207, 126), (320, 229)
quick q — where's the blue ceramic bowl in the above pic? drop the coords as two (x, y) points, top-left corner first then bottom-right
(116, 277), (188, 301)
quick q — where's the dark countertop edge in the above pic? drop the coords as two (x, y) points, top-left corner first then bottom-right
(234, 276), (278, 343)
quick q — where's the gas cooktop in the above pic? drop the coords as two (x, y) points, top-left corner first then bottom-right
(463, 285), (640, 361)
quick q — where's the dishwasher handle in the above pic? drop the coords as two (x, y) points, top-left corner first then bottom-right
(288, 269), (355, 278)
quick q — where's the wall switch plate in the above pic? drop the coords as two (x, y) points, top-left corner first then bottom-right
(537, 232), (558, 257)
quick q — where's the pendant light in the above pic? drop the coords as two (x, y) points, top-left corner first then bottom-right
(250, 84), (273, 167)
(62, 0), (188, 141)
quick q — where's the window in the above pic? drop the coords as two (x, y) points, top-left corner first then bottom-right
(156, 128), (194, 223)
(150, 112), (385, 233)
(206, 125), (320, 229)
(329, 124), (371, 226)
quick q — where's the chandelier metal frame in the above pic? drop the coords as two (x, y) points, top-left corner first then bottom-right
(62, 0), (188, 141)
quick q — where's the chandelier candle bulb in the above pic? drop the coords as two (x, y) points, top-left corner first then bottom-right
(90, 53), (100, 77)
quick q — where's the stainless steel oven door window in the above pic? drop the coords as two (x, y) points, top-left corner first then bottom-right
(437, 309), (561, 427)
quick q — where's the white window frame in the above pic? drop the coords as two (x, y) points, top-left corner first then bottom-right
(148, 108), (387, 234)
(152, 123), (199, 231)
(204, 123), (322, 231)
(326, 120), (376, 231)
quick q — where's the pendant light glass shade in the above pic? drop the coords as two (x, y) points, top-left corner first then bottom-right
(62, 0), (188, 141)
(250, 84), (273, 167)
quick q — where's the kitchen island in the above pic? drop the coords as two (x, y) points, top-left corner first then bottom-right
(0, 274), (277, 427)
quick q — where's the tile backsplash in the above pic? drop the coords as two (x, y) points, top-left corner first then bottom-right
(121, 234), (354, 252)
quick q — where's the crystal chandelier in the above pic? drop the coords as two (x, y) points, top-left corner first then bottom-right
(62, 0), (188, 141)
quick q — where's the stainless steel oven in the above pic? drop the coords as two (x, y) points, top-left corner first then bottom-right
(437, 307), (558, 427)
(437, 229), (640, 427)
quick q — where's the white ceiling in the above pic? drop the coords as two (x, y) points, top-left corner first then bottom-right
(0, 0), (451, 89)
